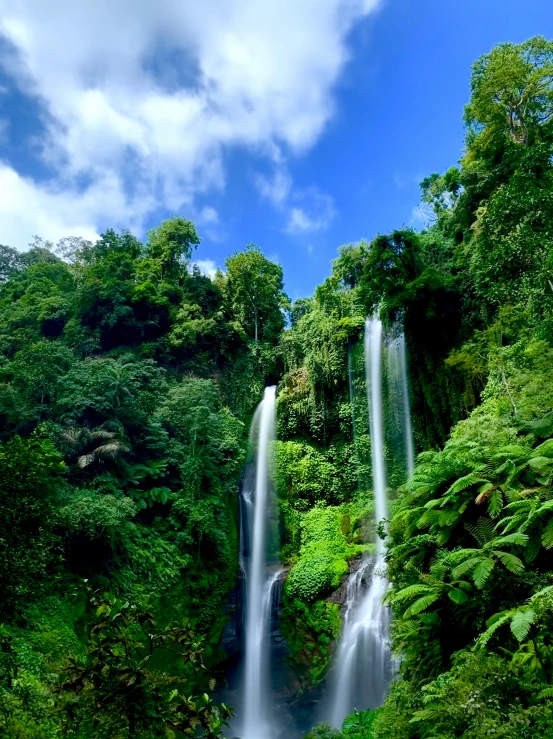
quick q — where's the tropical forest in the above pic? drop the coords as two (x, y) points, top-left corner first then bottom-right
(3, 34), (553, 739)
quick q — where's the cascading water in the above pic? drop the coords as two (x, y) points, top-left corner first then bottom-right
(328, 317), (416, 727)
(386, 331), (415, 478)
(240, 386), (280, 739)
(329, 317), (393, 728)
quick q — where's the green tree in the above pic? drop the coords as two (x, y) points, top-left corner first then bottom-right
(0, 244), (23, 282)
(0, 433), (65, 616)
(225, 244), (288, 343)
(465, 36), (553, 152)
(146, 217), (200, 280)
(58, 593), (232, 738)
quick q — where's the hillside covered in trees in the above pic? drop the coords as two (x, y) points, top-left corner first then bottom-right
(3, 35), (553, 739)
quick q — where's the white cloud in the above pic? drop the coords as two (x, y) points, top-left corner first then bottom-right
(285, 189), (336, 234)
(256, 164), (336, 234)
(255, 167), (292, 206)
(0, 0), (381, 249)
(198, 206), (219, 225)
(0, 164), (152, 246)
(193, 259), (218, 278)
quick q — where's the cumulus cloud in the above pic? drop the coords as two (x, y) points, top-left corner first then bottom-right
(192, 259), (219, 278)
(256, 165), (336, 234)
(255, 167), (293, 206)
(284, 189), (336, 234)
(0, 0), (380, 248)
(198, 206), (219, 226)
(0, 164), (149, 246)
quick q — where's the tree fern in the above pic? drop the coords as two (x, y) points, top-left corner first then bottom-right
(404, 593), (440, 618)
(510, 609), (535, 642)
(472, 558), (495, 588)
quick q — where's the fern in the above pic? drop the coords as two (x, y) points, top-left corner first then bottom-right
(472, 557), (495, 588)
(392, 584), (434, 603)
(477, 611), (512, 648)
(510, 609), (535, 642)
(465, 517), (495, 545)
(542, 518), (553, 548)
(495, 551), (524, 574)
(487, 489), (504, 518)
(444, 473), (490, 497)
(492, 532), (528, 547)
(451, 556), (481, 580)
(404, 593), (439, 618)
(448, 587), (470, 605)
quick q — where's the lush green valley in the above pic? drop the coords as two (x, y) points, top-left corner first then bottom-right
(3, 35), (553, 739)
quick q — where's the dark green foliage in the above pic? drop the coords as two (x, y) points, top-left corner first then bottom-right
(56, 593), (231, 738)
(224, 243), (289, 344)
(0, 217), (289, 736)
(305, 710), (379, 739)
(0, 433), (65, 617)
(280, 598), (341, 686)
(0, 243), (24, 281)
(299, 34), (553, 739)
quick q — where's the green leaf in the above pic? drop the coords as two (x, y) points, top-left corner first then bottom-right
(542, 518), (553, 549)
(452, 556), (481, 580)
(476, 611), (512, 648)
(524, 535), (542, 563)
(510, 609), (535, 642)
(492, 532), (529, 547)
(533, 439), (553, 458)
(528, 456), (553, 471)
(495, 551), (525, 574)
(392, 584), (434, 603)
(448, 587), (469, 605)
(472, 558), (495, 588)
(530, 585), (553, 601)
(488, 489), (503, 519)
(445, 474), (488, 496)
(404, 593), (439, 618)
(537, 499), (553, 515)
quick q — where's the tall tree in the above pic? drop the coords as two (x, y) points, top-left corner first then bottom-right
(0, 244), (23, 282)
(145, 216), (200, 280)
(465, 36), (553, 154)
(224, 244), (288, 344)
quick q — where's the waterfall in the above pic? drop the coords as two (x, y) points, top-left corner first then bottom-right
(386, 331), (414, 479)
(240, 386), (279, 739)
(329, 316), (413, 728)
(366, 317), (388, 542)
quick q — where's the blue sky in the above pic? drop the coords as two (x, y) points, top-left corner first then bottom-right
(1, 0), (553, 300)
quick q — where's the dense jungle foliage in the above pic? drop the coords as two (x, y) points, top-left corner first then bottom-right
(4, 33), (553, 739)
(305, 35), (553, 739)
(0, 230), (287, 737)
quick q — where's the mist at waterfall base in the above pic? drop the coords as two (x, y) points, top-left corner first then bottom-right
(326, 317), (414, 729)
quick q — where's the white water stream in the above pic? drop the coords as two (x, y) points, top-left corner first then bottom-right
(387, 332), (415, 478)
(329, 316), (413, 728)
(241, 386), (279, 739)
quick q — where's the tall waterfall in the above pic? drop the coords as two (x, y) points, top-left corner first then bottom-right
(240, 386), (279, 739)
(366, 317), (388, 541)
(329, 317), (413, 728)
(386, 332), (415, 478)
